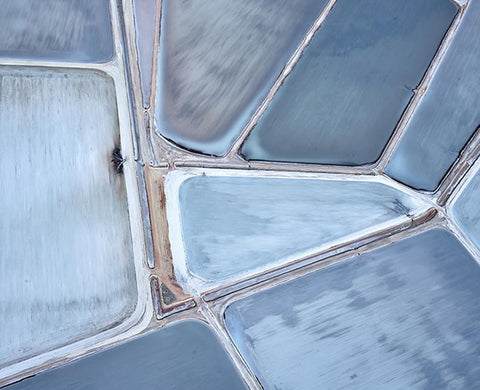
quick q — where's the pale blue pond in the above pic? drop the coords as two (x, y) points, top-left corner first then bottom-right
(225, 229), (480, 389)
(156, 0), (329, 155)
(0, 0), (114, 62)
(6, 320), (246, 390)
(241, 0), (456, 165)
(452, 167), (480, 251)
(178, 175), (424, 281)
(386, 0), (480, 191)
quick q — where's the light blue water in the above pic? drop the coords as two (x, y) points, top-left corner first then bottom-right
(386, 1), (480, 191)
(452, 168), (480, 250)
(179, 175), (423, 281)
(225, 229), (480, 389)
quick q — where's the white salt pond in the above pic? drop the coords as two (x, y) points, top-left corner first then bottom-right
(0, 67), (138, 368)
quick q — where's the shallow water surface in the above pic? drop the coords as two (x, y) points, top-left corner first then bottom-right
(177, 174), (425, 282)
(156, 0), (329, 155)
(452, 166), (480, 250)
(0, 0), (114, 62)
(386, 0), (480, 191)
(7, 321), (246, 389)
(242, 0), (456, 165)
(133, 0), (157, 107)
(225, 229), (480, 389)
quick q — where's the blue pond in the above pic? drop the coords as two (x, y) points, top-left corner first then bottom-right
(452, 166), (480, 251)
(242, 0), (456, 165)
(0, 0), (114, 63)
(225, 229), (480, 389)
(156, 0), (329, 155)
(386, 0), (480, 191)
(6, 320), (246, 390)
(178, 174), (424, 282)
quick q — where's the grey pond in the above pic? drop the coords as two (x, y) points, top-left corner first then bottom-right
(386, 0), (480, 191)
(0, 67), (137, 367)
(178, 175), (424, 281)
(133, 0), (157, 107)
(452, 167), (480, 251)
(241, 0), (456, 165)
(6, 321), (246, 390)
(225, 229), (480, 389)
(156, 0), (329, 155)
(0, 0), (114, 63)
